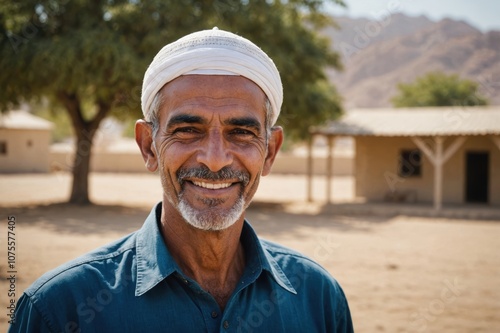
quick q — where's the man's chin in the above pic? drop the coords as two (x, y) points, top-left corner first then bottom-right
(178, 199), (245, 231)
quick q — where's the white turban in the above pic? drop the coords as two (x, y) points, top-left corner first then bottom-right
(141, 28), (283, 125)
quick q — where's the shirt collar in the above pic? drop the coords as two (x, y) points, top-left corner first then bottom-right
(135, 202), (296, 296)
(240, 222), (297, 294)
(135, 203), (180, 296)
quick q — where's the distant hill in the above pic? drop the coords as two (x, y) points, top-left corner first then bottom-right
(322, 13), (500, 108)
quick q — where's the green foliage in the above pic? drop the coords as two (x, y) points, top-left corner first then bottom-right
(0, 0), (344, 140)
(31, 101), (74, 142)
(392, 71), (488, 107)
(0, 0), (345, 203)
(122, 117), (137, 139)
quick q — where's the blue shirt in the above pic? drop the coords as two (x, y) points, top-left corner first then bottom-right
(9, 203), (353, 333)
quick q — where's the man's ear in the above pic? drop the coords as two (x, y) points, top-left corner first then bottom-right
(135, 120), (158, 172)
(262, 126), (284, 176)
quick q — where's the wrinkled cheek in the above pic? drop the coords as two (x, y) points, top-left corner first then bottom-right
(243, 174), (261, 202)
(159, 164), (183, 204)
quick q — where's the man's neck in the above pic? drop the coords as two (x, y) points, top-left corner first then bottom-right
(160, 205), (246, 310)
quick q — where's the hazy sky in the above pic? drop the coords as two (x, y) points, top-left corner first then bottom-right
(326, 0), (500, 32)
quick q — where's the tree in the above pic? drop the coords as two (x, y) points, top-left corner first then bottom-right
(391, 71), (488, 107)
(0, 0), (344, 204)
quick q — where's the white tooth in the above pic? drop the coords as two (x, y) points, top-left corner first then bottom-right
(193, 181), (231, 189)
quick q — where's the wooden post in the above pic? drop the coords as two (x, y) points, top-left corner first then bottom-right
(307, 135), (314, 202)
(434, 136), (444, 210)
(491, 136), (500, 151)
(326, 136), (334, 204)
(411, 136), (466, 211)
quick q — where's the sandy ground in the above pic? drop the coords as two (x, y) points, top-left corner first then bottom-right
(0, 172), (499, 332)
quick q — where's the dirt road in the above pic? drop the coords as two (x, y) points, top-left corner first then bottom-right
(1, 173), (499, 332)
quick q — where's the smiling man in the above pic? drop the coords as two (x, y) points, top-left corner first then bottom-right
(10, 28), (353, 332)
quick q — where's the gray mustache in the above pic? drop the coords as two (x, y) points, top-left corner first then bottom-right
(177, 166), (250, 186)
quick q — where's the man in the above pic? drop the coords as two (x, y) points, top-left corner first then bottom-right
(10, 28), (353, 332)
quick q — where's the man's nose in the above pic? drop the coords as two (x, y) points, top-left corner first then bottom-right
(196, 130), (233, 172)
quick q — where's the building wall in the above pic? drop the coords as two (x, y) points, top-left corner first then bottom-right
(0, 129), (52, 173)
(355, 136), (500, 205)
(271, 152), (353, 176)
(50, 150), (148, 173)
(50, 150), (354, 176)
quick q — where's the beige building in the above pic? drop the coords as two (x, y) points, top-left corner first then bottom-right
(0, 110), (54, 173)
(309, 107), (500, 209)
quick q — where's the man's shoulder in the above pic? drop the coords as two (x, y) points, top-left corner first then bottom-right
(259, 237), (350, 316)
(24, 232), (137, 299)
(260, 238), (336, 282)
(260, 238), (310, 261)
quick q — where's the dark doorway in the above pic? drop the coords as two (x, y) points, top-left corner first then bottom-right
(465, 152), (489, 203)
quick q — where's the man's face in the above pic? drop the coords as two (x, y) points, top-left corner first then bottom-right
(144, 75), (282, 231)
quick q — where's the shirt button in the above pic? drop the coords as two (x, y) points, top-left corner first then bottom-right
(223, 320), (229, 329)
(211, 311), (218, 318)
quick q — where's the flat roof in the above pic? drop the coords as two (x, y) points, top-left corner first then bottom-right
(311, 106), (500, 137)
(0, 110), (54, 130)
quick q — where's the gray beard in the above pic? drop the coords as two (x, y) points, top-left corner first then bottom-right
(177, 192), (246, 231)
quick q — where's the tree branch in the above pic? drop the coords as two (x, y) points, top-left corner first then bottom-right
(89, 100), (111, 134)
(56, 91), (86, 137)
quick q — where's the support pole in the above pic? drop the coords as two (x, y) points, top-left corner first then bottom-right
(307, 135), (314, 202)
(434, 136), (444, 210)
(326, 136), (334, 204)
(491, 136), (500, 151)
(411, 136), (466, 211)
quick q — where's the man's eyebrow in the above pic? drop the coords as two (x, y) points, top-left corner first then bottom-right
(225, 117), (262, 131)
(166, 114), (206, 128)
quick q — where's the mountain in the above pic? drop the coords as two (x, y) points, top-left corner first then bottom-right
(322, 14), (500, 108)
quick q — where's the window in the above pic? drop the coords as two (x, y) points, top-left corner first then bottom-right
(399, 149), (421, 177)
(0, 141), (7, 155)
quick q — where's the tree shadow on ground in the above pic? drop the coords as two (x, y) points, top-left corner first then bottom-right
(0, 200), (396, 238)
(247, 200), (394, 238)
(0, 203), (150, 236)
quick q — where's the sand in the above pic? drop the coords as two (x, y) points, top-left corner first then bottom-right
(0, 172), (499, 332)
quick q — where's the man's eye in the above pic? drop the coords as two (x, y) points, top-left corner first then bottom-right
(174, 127), (199, 134)
(171, 127), (202, 138)
(231, 128), (254, 136)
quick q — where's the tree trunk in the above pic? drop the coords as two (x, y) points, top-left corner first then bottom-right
(57, 92), (110, 205)
(69, 126), (95, 204)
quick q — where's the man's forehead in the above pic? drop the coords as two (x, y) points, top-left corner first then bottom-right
(163, 75), (266, 98)
(158, 75), (267, 126)
(163, 104), (266, 126)
(163, 75), (264, 104)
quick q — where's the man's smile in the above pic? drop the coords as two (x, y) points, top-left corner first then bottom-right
(192, 180), (233, 190)
(176, 165), (250, 197)
(183, 179), (241, 199)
